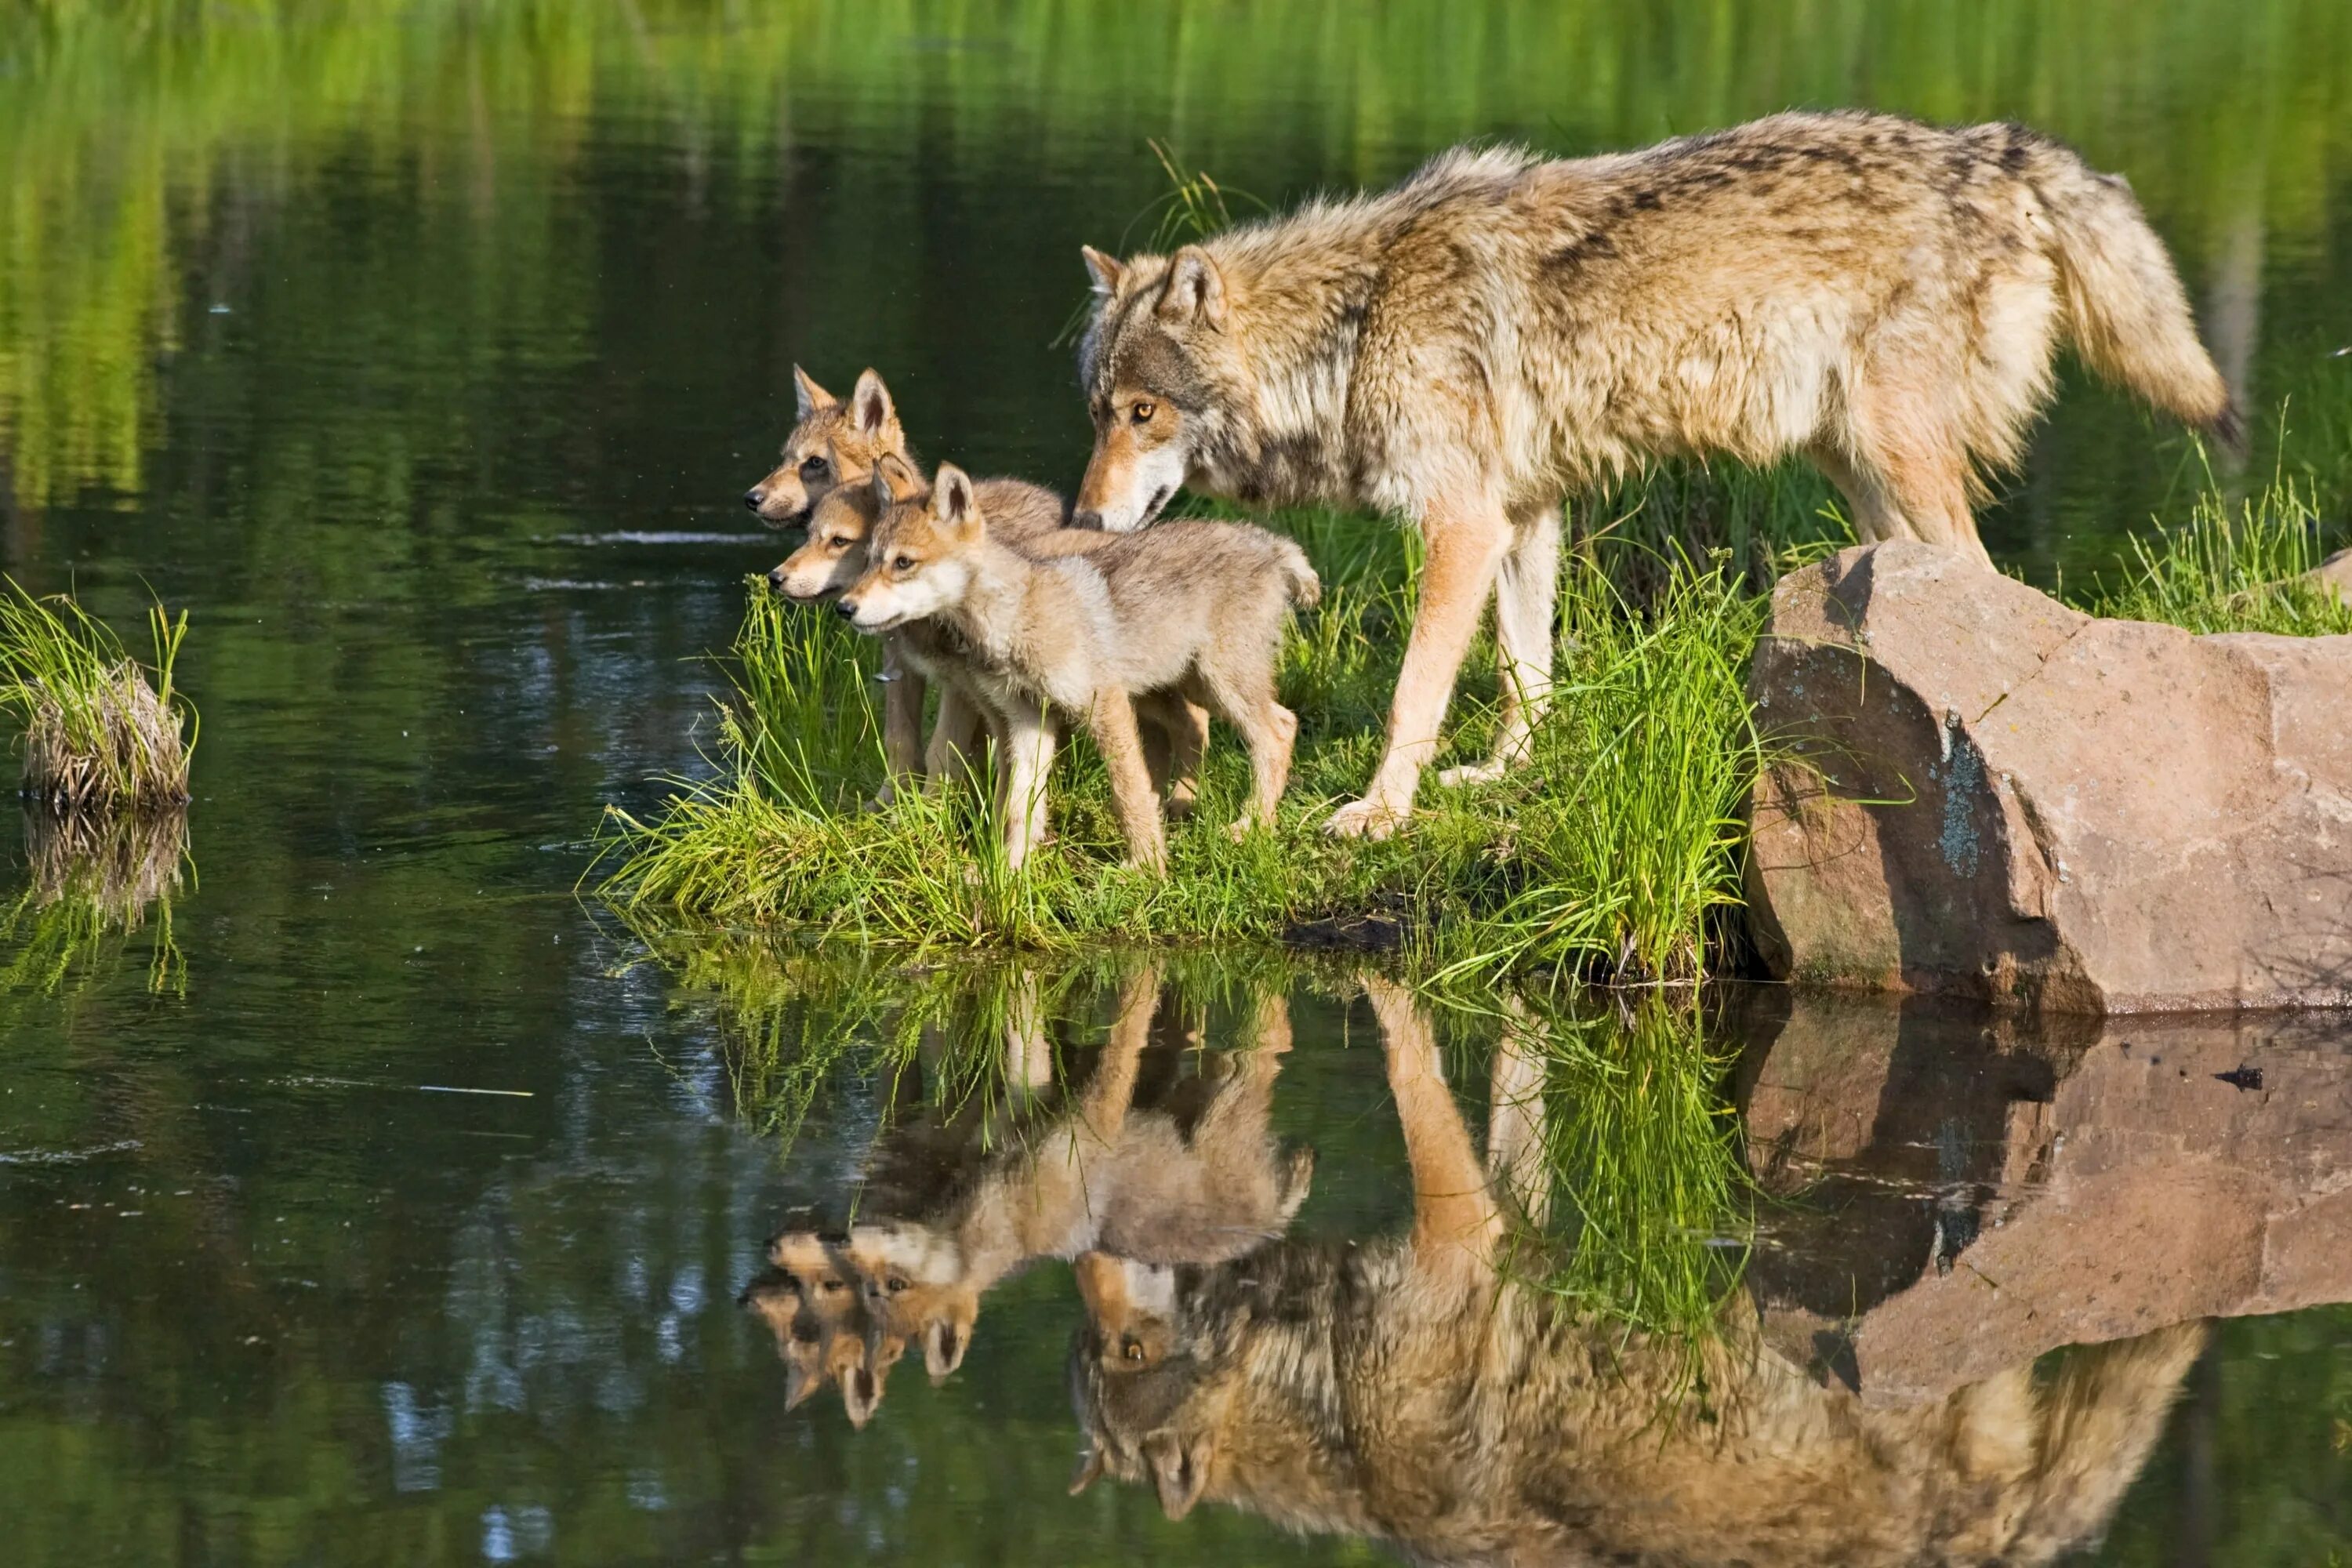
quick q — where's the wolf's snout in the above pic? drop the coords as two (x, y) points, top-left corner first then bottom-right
(743, 488), (766, 513)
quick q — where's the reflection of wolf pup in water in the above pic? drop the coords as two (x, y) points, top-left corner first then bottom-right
(739, 1232), (902, 1428)
(1069, 978), (2203, 1566)
(839, 967), (1314, 1388)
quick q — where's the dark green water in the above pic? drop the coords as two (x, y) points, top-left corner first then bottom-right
(2, 5), (2349, 1563)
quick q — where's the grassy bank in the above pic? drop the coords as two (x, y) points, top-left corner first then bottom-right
(599, 470), (2343, 978)
(601, 499), (1784, 982)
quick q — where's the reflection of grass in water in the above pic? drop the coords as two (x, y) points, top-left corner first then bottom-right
(2, 808), (191, 996)
(1496, 988), (1751, 1345)
(0, 582), (194, 811)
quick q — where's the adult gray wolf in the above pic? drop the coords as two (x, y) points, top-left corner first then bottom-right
(1074, 111), (2234, 837)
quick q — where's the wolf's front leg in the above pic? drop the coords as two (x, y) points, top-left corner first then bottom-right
(1327, 497), (1512, 837)
(1438, 498), (1562, 789)
(996, 699), (1058, 870)
(875, 641), (927, 808)
(924, 681), (988, 793)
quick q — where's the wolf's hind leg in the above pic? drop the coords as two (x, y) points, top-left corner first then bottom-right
(1327, 495), (1511, 838)
(1439, 497), (1562, 789)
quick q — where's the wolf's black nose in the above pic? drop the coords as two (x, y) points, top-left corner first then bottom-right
(766, 567), (787, 592)
(743, 488), (766, 512)
(1073, 509), (1105, 531)
(834, 599), (857, 620)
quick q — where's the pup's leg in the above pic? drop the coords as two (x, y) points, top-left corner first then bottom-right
(1201, 659), (1297, 836)
(876, 641), (927, 808)
(924, 681), (987, 792)
(1134, 693), (1209, 821)
(1088, 688), (1167, 873)
(995, 698), (1058, 871)
(1439, 497), (1562, 789)
(1327, 494), (1510, 838)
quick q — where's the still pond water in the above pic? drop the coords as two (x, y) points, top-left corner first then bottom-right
(2, 4), (2350, 1563)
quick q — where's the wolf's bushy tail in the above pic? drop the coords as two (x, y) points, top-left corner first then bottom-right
(2031, 144), (2238, 445)
(1273, 538), (1322, 609)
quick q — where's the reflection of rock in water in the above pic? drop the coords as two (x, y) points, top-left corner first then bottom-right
(1064, 981), (2318, 1567)
(1737, 990), (2352, 1407)
(22, 804), (189, 925)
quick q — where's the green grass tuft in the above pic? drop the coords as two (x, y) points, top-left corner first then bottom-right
(2078, 474), (2352, 635)
(0, 581), (196, 812)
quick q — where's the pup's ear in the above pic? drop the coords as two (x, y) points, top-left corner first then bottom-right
(931, 464), (981, 539)
(1156, 245), (1227, 331)
(793, 365), (835, 419)
(1068, 1445), (1105, 1497)
(1080, 245), (1127, 298)
(840, 1364), (883, 1428)
(872, 451), (924, 505)
(850, 368), (897, 439)
(922, 1316), (967, 1382)
(782, 1356), (819, 1411)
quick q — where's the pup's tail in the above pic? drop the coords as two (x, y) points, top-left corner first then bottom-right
(1273, 538), (1322, 609)
(2031, 140), (2239, 449)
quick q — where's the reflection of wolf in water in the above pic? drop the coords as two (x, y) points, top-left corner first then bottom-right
(1069, 978), (2203, 1567)
(749, 966), (1312, 1422)
(845, 966), (1314, 1382)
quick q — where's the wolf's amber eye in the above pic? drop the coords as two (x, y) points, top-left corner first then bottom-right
(800, 456), (828, 477)
(825, 535), (848, 551)
(1120, 1337), (1146, 1364)
(891, 554), (916, 573)
(1130, 400), (1156, 425)
(885, 1275), (910, 1294)
(818, 1277), (847, 1295)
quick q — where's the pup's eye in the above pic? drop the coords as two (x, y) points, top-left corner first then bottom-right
(1130, 400), (1156, 425)
(885, 1275), (910, 1294)
(891, 555), (916, 573)
(800, 456), (827, 477)
(825, 535), (849, 551)
(818, 1277), (847, 1295)
(1120, 1336), (1146, 1364)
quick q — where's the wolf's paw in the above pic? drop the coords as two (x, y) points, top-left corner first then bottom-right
(1435, 759), (1507, 789)
(1323, 797), (1406, 840)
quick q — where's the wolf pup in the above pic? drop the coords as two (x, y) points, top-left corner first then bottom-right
(742, 365), (906, 527)
(1074, 111), (2236, 838)
(839, 463), (1318, 871)
(775, 455), (1210, 812)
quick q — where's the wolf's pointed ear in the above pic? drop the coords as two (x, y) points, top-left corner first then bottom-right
(793, 365), (835, 419)
(1157, 245), (1227, 332)
(1069, 1446), (1105, 1496)
(922, 1316), (967, 1381)
(1145, 1432), (1212, 1522)
(873, 451), (923, 505)
(851, 368), (897, 438)
(1081, 245), (1127, 298)
(841, 1365), (882, 1428)
(782, 1357), (818, 1411)
(931, 464), (980, 539)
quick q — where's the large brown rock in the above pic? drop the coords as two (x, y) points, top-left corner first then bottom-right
(1746, 543), (2352, 1012)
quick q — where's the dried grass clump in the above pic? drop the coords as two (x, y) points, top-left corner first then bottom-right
(0, 580), (194, 811)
